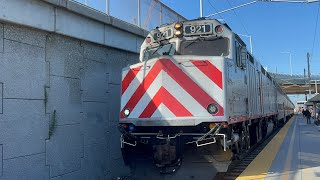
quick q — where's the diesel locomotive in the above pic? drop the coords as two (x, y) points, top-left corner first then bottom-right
(118, 19), (294, 173)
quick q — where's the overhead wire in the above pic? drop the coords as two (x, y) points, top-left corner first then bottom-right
(207, 0), (264, 61)
(225, 0), (250, 35)
(207, 0), (224, 20)
(224, 0), (266, 63)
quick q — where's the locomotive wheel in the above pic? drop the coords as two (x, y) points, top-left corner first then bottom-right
(249, 123), (257, 146)
(159, 157), (182, 174)
(238, 125), (250, 158)
(273, 117), (278, 131)
(243, 125), (250, 151)
(261, 119), (268, 139)
(257, 121), (263, 142)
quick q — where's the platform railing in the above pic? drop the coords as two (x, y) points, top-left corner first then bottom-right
(72, 0), (186, 31)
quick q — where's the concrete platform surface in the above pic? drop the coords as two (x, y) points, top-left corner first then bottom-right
(237, 115), (320, 180)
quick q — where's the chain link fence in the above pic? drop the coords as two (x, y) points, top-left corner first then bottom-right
(73, 0), (186, 31)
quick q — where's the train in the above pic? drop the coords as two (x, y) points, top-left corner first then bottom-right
(118, 18), (294, 173)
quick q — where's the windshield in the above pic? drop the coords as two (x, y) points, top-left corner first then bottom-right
(143, 43), (176, 61)
(180, 37), (229, 56)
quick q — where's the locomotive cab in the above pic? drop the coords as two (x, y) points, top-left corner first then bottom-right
(121, 19), (233, 125)
(140, 19), (233, 62)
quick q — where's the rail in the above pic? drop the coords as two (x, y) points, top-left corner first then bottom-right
(72, 0), (187, 31)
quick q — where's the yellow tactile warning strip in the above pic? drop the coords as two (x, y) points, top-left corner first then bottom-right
(236, 116), (295, 180)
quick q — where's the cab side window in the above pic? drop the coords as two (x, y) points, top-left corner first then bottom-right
(235, 41), (242, 67)
(235, 40), (247, 69)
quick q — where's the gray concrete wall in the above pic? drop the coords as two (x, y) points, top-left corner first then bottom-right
(0, 0), (148, 54)
(0, 20), (139, 180)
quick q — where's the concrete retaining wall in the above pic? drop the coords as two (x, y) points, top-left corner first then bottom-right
(0, 20), (139, 179)
(0, 0), (148, 54)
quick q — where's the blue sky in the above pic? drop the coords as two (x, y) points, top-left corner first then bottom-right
(160, 0), (320, 76)
(77, 0), (320, 76)
(77, 0), (319, 103)
(160, 0), (320, 104)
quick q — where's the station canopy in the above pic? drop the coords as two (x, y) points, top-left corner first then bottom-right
(270, 73), (320, 94)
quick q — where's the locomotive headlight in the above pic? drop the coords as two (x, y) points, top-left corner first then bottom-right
(174, 23), (182, 29)
(174, 23), (183, 37)
(123, 108), (131, 117)
(207, 103), (219, 114)
(215, 25), (224, 34)
(174, 30), (182, 36)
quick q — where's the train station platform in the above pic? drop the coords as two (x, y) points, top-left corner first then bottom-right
(237, 115), (320, 180)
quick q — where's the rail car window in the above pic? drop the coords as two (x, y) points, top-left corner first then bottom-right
(248, 54), (254, 64)
(261, 66), (266, 75)
(180, 38), (229, 56)
(235, 41), (242, 67)
(143, 43), (176, 61)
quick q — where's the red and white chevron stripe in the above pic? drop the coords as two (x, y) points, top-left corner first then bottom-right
(120, 58), (224, 119)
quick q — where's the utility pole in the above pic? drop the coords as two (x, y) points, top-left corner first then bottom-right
(138, 0), (141, 27)
(238, 34), (253, 54)
(106, 0), (109, 15)
(304, 68), (307, 101)
(307, 52), (311, 97)
(200, 0), (203, 17)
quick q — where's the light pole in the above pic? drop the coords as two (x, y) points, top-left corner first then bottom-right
(281, 51), (292, 76)
(238, 34), (253, 54)
(200, 0), (203, 17)
(138, 0), (141, 27)
(310, 80), (320, 94)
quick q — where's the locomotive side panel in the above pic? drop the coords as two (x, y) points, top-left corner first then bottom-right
(263, 74), (271, 115)
(247, 62), (262, 119)
(261, 68), (268, 116)
(272, 82), (278, 116)
(226, 57), (248, 122)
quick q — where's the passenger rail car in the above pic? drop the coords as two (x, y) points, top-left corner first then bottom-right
(118, 19), (294, 172)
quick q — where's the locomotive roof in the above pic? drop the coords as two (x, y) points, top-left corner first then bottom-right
(155, 18), (232, 30)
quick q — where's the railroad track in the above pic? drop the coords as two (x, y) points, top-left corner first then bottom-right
(213, 123), (284, 180)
